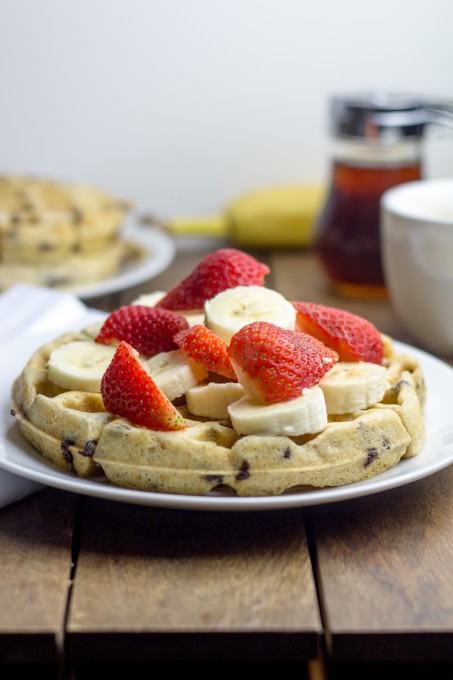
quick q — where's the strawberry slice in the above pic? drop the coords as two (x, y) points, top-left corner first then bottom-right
(96, 305), (189, 357)
(293, 301), (384, 364)
(155, 248), (270, 311)
(100, 341), (187, 431)
(228, 321), (338, 404)
(174, 325), (237, 380)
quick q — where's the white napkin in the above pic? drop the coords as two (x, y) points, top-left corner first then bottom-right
(0, 470), (46, 509)
(0, 284), (105, 510)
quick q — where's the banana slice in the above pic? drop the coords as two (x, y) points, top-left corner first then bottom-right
(227, 386), (327, 436)
(319, 361), (387, 414)
(205, 285), (296, 343)
(131, 292), (205, 326)
(48, 340), (116, 392)
(146, 348), (208, 401)
(186, 381), (245, 419)
(81, 320), (104, 339)
(131, 291), (166, 306)
(180, 310), (206, 326)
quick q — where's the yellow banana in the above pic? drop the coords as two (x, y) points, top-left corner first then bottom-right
(154, 185), (325, 249)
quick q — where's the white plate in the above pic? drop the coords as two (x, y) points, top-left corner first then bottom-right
(68, 214), (176, 299)
(1, 333), (453, 512)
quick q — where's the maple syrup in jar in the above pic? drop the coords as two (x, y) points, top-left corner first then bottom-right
(315, 94), (425, 299)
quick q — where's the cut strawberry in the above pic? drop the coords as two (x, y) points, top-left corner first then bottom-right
(95, 305), (189, 357)
(100, 341), (187, 431)
(293, 302), (384, 364)
(155, 248), (270, 311)
(228, 321), (338, 404)
(174, 325), (237, 380)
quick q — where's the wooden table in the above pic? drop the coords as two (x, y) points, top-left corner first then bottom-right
(1, 241), (453, 679)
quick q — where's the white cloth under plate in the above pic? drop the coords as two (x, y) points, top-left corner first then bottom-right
(0, 284), (104, 509)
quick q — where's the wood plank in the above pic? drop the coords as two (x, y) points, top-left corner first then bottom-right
(309, 465), (453, 662)
(272, 249), (453, 660)
(67, 499), (322, 662)
(0, 488), (79, 663)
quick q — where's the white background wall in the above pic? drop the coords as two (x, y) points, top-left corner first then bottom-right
(1, 0), (453, 220)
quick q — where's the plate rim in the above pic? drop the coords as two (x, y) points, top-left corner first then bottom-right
(1, 332), (453, 512)
(65, 214), (176, 299)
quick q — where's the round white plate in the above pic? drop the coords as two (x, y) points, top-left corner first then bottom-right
(1, 333), (453, 512)
(68, 214), (176, 299)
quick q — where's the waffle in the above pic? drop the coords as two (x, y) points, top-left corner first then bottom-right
(0, 175), (141, 290)
(10, 330), (426, 497)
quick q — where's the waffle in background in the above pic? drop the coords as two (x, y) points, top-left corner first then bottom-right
(0, 175), (143, 291)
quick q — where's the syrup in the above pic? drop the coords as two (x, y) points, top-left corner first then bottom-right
(315, 159), (422, 299)
(315, 93), (427, 299)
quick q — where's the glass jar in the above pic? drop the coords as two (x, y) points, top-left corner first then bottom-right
(315, 93), (426, 300)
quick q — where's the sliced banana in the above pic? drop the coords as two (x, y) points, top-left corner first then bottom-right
(131, 291), (205, 326)
(204, 285), (296, 343)
(227, 386), (327, 436)
(131, 291), (166, 306)
(146, 348), (207, 401)
(318, 361), (387, 414)
(186, 381), (245, 419)
(81, 320), (104, 339)
(48, 341), (116, 392)
(180, 310), (205, 326)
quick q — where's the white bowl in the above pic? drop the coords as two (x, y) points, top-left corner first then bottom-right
(381, 177), (453, 355)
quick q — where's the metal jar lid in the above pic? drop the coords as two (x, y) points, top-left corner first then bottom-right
(330, 93), (430, 141)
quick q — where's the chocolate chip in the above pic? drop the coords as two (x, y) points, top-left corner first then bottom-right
(80, 439), (97, 457)
(393, 379), (411, 393)
(205, 474), (225, 485)
(235, 460), (250, 481)
(364, 447), (379, 467)
(45, 275), (71, 287)
(61, 439), (75, 464)
(72, 208), (83, 224)
(283, 446), (292, 459)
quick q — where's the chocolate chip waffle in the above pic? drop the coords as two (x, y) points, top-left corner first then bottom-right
(10, 329), (426, 497)
(0, 175), (141, 290)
